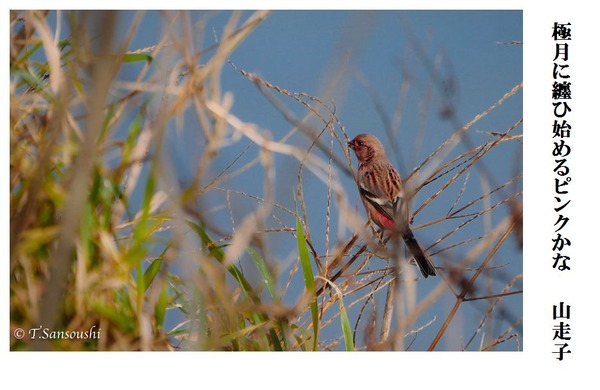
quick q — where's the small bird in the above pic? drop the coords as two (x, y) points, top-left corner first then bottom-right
(348, 133), (436, 278)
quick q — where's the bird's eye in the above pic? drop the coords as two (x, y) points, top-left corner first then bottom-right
(357, 141), (363, 146)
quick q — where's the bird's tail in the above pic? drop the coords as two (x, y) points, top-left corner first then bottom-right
(402, 230), (436, 278)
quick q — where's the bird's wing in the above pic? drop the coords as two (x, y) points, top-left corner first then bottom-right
(359, 185), (396, 222)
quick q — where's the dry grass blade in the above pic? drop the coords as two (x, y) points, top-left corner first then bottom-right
(35, 12), (121, 348)
(427, 217), (516, 351)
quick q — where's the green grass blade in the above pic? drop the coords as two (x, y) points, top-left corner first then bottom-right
(296, 215), (319, 351)
(122, 53), (153, 63)
(187, 221), (286, 350)
(187, 221), (257, 298)
(187, 221), (224, 262)
(247, 247), (277, 301)
(12, 41), (43, 67)
(339, 298), (354, 351)
(136, 261), (145, 317)
(155, 284), (169, 330)
(92, 300), (135, 333)
(143, 256), (164, 292)
(246, 249), (287, 350)
(11, 69), (47, 92)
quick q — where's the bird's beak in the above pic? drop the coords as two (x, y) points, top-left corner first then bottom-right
(347, 141), (354, 149)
